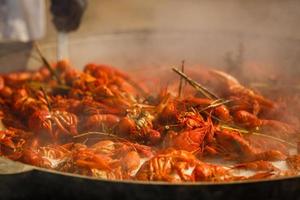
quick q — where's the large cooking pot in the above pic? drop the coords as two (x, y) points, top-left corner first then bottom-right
(0, 31), (300, 200)
(1, 155), (300, 200)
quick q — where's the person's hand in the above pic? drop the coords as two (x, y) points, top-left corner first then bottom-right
(50, 0), (87, 32)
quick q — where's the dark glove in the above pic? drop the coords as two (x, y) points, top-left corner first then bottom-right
(50, 0), (87, 32)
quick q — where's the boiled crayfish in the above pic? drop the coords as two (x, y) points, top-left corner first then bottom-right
(0, 60), (298, 183)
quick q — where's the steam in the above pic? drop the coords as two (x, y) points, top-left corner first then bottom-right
(146, 0), (300, 80)
(27, 0), (300, 136)
(25, 0), (300, 77)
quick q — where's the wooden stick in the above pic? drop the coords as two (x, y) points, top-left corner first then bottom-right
(178, 60), (185, 98)
(199, 99), (233, 113)
(73, 131), (123, 140)
(34, 43), (61, 84)
(172, 67), (219, 100)
(220, 124), (296, 147)
(40, 87), (52, 111)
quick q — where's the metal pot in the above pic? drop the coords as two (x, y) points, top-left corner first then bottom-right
(1, 156), (300, 200)
(0, 31), (300, 200)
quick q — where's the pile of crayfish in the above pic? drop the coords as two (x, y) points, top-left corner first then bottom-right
(0, 59), (299, 183)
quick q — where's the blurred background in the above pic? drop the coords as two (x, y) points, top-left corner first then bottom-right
(1, 0), (300, 82)
(42, 0), (300, 42)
